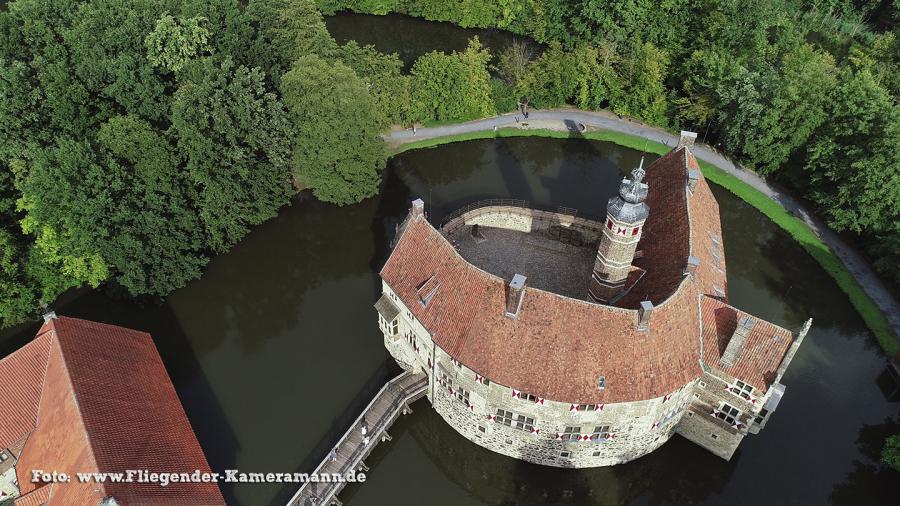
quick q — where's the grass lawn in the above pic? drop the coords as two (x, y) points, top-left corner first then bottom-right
(391, 127), (899, 355)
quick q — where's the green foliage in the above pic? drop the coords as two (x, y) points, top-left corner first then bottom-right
(145, 14), (211, 73)
(0, 228), (37, 326)
(335, 41), (414, 125)
(245, 0), (337, 80)
(179, 0), (253, 63)
(803, 68), (900, 235)
(0, 0), (389, 326)
(884, 435), (900, 470)
(717, 44), (837, 174)
(613, 42), (669, 126)
(516, 43), (621, 112)
(62, 0), (176, 123)
(411, 38), (496, 122)
(494, 39), (533, 87)
(172, 57), (294, 252)
(280, 54), (386, 204)
(516, 43), (580, 108)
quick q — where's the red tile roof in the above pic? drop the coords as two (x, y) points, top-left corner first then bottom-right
(700, 296), (794, 391)
(381, 146), (792, 403)
(0, 333), (51, 452)
(1, 317), (225, 505)
(13, 484), (52, 506)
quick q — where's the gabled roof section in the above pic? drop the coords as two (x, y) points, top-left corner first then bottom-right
(700, 296), (794, 391)
(2, 317), (225, 505)
(0, 332), (52, 451)
(616, 147), (727, 308)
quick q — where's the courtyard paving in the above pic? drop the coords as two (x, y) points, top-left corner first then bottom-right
(444, 225), (595, 301)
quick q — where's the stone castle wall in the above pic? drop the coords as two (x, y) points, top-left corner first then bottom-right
(380, 281), (698, 468)
(442, 206), (606, 247)
(675, 367), (773, 460)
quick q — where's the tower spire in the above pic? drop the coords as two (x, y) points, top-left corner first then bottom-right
(588, 159), (650, 304)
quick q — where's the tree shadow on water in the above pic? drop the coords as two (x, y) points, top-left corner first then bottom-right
(830, 416), (900, 505)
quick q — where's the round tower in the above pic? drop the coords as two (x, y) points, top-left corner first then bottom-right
(588, 160), (650, 304)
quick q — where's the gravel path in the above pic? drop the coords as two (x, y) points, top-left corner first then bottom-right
(386, 108), (900, 338)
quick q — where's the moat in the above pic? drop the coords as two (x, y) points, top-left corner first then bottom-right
(1, 136), (896, 505)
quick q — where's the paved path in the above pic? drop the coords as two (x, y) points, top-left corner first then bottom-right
(287, 370), (427, 506)
(387, 108), (900, 338)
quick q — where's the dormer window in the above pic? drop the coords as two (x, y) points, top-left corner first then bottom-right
(417, 275), (440, 308)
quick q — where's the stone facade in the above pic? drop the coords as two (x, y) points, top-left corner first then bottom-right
(380, 280), (699, 468)
(442, 204), (606, 247)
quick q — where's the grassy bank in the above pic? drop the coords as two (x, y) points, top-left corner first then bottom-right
(392, 127), (899, 355)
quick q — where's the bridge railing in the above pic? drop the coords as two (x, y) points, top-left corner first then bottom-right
(286, 371), (427, 506)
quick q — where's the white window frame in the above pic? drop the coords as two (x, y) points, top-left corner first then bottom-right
(716, 401), (741, 425)
(728, 380), (754, 401)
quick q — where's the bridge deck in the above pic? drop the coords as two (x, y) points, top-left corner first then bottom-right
(287, 370), (428, 506)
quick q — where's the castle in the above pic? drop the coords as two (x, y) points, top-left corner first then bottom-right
(375, 132), (811, 467)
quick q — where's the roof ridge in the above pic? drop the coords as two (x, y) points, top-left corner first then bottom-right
(48, 321), (105, 489)
(29, 329), (55, 441)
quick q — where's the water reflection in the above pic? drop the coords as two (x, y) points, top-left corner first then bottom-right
(324, 12), (536, 69)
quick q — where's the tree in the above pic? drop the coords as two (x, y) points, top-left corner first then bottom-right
(494, 39), (533, 86)
(62, 0), (174, 123)
(883, 434), (900, 471)
(245, 0), (337, 80)
(180, 0), (253, 65)
(517, 43), (578, 108)
(411, 38), (496, 121)
(16, 140), (112, 291)
(172, 57), (294, 252)
(802, 68), (899, 235)
(280, 54), (386, 205)
(335, 41), (414, 126)
(95, 116), (209, 295)
(613, 41), (669, 126)
(672, 49), (736, 131)
(717, 44), (836, 174)
(145, 14), (212, 73)
(0, 228), (37, 327)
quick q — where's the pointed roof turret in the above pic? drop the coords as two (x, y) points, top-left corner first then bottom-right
(607, 157), (650, 223)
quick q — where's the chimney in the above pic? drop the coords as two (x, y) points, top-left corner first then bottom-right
(720, 315), (756, 368)
(677, 131), (697, 149)
(42, 310), (58, 324)
(636, 300), (653, 331)
(687, 169), (700, 192)
(685, 256), (701, 276)
(411, 198), (425, 221)
(505, 274), (527, 318)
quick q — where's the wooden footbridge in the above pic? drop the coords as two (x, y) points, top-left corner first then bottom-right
(286, 370), (428, 506)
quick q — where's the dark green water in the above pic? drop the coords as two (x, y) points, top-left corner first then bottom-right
(2, 137), (897, 505)
(325, 12), (535, 69)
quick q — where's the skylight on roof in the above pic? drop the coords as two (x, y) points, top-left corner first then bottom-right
(417, 274), (440, 308)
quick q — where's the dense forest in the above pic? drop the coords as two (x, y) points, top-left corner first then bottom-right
(0, 0), (394, 326)
(317, 0), (900, 293)
(0, 0), (898, 330)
